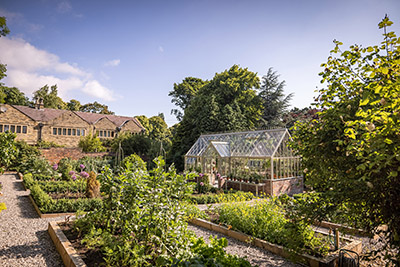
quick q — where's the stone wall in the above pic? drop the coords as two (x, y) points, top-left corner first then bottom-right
(40, 147), (110, 164)
(223, 176), (303, 196)
(43, 111), (90, 147)
(0, 104), (38, 144)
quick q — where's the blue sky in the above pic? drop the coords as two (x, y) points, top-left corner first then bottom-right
(1, 0), (399, 126)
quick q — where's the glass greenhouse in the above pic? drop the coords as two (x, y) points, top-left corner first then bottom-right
(185, 129), (302, 184)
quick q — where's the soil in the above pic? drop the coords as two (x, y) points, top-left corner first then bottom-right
(59, 222), (106, 267)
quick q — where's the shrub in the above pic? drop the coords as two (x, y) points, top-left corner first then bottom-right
(86, 171), (100, 198)
(0, 132), (17, 169)
(58, 158), (77, 181)
(20, 156), (56, 177)
(122, 153), (147, 172)
(79, 132), (106, 152)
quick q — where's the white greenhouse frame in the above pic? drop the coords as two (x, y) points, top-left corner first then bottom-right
(185, 129), (302, 185)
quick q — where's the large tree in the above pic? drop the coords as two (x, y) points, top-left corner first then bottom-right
(291, 16), (400, 263)
(258, 68), (293, 128)
(0, 86), (30, 106)
(169, 77), (208, 121)
(169, 65), (262, 170)
(80, 101), (114, 114)
(32, 84), (67, 109)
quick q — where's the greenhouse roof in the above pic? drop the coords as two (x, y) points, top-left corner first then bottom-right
(186, 128), (289, 158)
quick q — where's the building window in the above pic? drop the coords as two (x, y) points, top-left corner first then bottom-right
(67, 128), (71, 135)
(53, 128), (57, 135)
(111, 131), (114, 137)
(17, 126), (21, 133)
(22, 126), (27, 134)
(82, 130), (85, 136)
(77, 129), (81, 136)
(63, 128), (66, 135)
(72, 129), (75, 136)
(10, 125), (15, 133)
(0, 125), (2, 132)
(4, 125), (9, 132)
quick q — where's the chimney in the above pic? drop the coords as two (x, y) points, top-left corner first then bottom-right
(35, 98), (44, 110)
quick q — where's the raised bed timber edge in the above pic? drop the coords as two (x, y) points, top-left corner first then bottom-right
(189, 218), (362, 267)
(19, 172), (77, 218)
(28, 194), (76, 219)
(48, 221), (87, 267)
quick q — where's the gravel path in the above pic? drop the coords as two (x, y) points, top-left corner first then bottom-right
(0, 173), (63, 267)
(188, 224), (300, 267)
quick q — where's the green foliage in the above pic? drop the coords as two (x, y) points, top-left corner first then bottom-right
(180, 236), (252, 267)
(19, 156), (56, 177)
(29, 182), (102, 213)
(36, 140), (64, 148)
(122, 153), (147, 172)
(217, 199), (329, 257)
(169, 65), (263, 170)
(0, 86), (30, 105)
(66, 99), (82, 111)
(80, 101), (114, 114)
(188, 190), (254, 204)
(79, 132), (106, 152)
(0, 16), (10, 37)
(77, 156), (111, 173)
(58, 158), (76, 181)
(290, 16), (400, 262)
(0, 132), (18, 169)
(258, 68), (293, 128)
(169, 77), (208, 121)
(74, 158), (251, 265)
(111, 132), (151, 159)
(32, 84), (67, 109)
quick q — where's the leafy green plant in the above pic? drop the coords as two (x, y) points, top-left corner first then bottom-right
(79, 132), (106, 152)
(74, 157), (252, 266)
(58, 157), (76, 181)
(0, 132), (17, 169)
(217, 198), (329, 257)
(188, 190), (254, 204)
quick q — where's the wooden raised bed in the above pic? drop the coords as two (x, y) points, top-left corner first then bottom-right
(189, 218), (362, 267)
(28, 194), (76, 218)
(48, 221), (86, 267)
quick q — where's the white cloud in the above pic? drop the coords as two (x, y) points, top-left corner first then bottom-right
(82, 80), (115, 101)
(0, 37), (115, 101)
(57, 1), (72, 13)
(104, 59), (120, 67)
(158, 46), (164, 53)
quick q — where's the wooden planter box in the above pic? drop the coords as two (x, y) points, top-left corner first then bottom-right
(48, 221), (86, 267)
(189, 218), (362, 267)
(28, 194), (76, 218)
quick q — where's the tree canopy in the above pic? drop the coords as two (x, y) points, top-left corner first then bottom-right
(291, 16), (400, 263)
(169, 65), (262, 170)
(32, 84), (67, 109)
(258, 68), (293, 128)
(169, 77), (208, 121)
(80, 101), (114, 114)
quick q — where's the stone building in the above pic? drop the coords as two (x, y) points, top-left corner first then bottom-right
(0, 103), (145, 147)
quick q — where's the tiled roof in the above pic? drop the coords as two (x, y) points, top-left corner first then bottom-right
(12, 105), (67, 122)
(11, 105), (144, 130)
(74, 111), (144, 129)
